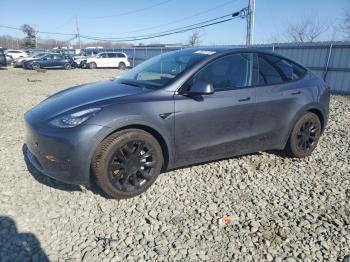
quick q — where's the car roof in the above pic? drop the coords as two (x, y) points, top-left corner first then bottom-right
(182, 47), (303, 67)
(186, 47), (277, 55)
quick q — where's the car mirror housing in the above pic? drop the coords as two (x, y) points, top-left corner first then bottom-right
(187, 81), (215, 95)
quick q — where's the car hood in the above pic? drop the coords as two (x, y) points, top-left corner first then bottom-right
(28, 80), (149, 121)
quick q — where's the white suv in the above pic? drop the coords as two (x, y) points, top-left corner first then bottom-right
(86, 52), (130, 69)
(5, 49), (28, 60)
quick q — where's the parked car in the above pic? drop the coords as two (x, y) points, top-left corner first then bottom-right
(6, 55), (14, 65)
(73, 50), (99, 67)
(23, 53), (75, 70)
(14, 53), (49, 67)
(5, 49), (28, 60)
(84, 52), (130, 69)
(24, 48), (330, 199)
(0, 48), (6, 67)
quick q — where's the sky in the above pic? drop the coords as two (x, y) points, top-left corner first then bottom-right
(0, 0), (349, 46)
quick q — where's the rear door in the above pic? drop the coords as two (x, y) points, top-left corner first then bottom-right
(251, 54), (307, 150)
(174, 53), (259, 165)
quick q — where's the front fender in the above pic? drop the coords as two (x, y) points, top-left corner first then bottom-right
(83, 115), (175, 185)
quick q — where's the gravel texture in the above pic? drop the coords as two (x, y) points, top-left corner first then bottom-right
(0, 67), (349, 261)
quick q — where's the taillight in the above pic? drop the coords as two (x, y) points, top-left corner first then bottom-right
(325, 86), (331, 93)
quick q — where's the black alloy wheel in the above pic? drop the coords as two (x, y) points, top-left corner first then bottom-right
(92, 129), (163, 199)
(285, 112), (321, 158)
(108, 140), (156, 192)
(296, 120), (318, 152)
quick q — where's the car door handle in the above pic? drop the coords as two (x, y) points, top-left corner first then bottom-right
(238, 97), (251, 102)
(291, 91), (301, 95)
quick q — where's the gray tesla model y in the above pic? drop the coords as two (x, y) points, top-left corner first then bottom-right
(24, 48), (330, 198)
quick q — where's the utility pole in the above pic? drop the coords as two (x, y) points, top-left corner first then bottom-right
(246, 0), (255, 45)
(75, 16), (81, 49)
(35, 31), (38, 48)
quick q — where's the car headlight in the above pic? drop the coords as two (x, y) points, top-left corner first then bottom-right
(49, 108), (101, 128)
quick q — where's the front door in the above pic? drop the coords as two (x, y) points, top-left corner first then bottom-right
(40, 54), (53, 68)
(174, 53), (259, 166)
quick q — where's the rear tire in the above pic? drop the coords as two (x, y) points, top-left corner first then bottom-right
(285, 112), (321, 158)
(118, 62), (126, 70)
(89, 62), (97, 69)
(91, 129), (163, 199)
(64, 63), (72, 70)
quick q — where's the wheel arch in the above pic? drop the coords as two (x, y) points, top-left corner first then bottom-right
(282, 105), (326, 149)
(307, 108), (325, 132)
(88, 123), (172, 184)
(114, 124), (170, 170)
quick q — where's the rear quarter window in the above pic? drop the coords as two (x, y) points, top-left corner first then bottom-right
(258, 55), (284, 85)
(292, 63), (307, 80)
(258, 54), (306, 85)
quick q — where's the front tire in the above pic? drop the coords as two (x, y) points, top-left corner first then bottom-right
(32, 62), (40, 70)
(285, 112), (321, 158)
(91, 129), (163, 199)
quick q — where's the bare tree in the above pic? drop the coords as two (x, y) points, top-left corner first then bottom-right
(187, 30), (201, 47)
(286, 19), (329, 43)
(342, 12), (350, 39)
(21, 24), (36, 48)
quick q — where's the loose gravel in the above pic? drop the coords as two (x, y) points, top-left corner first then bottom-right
(0, 67), (349, 261)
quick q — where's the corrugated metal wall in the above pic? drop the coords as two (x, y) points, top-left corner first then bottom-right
(271, 43), (350, 95)
(39, 42), (350, 94)
(114, 42), (350, 95)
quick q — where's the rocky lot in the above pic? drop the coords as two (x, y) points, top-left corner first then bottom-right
(0, 67), (349, 261)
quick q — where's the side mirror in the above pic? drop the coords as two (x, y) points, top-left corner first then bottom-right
(187, 81), (215, 95)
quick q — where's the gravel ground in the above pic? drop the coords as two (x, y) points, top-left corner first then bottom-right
(0, 67), (349, 261)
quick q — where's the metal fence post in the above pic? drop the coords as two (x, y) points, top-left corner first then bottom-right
(272, 43), (275, 52)
(323, 44), (333, 81)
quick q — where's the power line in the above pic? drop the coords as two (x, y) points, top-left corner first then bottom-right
(85, 0), (174, 19)
(85, 0), (239, 36)
(0, 6), (247, 43)
(80, 9), (247, 42)
(82, 12), (238, 41)
(0, 25), (76, 36)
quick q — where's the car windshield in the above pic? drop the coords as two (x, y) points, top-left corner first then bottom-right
(116, 49), (215, 89)
(33, 53), (47, 58)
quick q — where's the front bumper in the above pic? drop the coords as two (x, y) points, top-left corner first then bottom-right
(24, 112), (110, 186)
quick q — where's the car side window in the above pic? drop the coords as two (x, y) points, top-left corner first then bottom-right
(194, 53), (256, 91)
(117, 53), (126, 58)
(53, 54), (63, 60)
(107, 53), (117, 58)
(258, 55), (284, 85)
